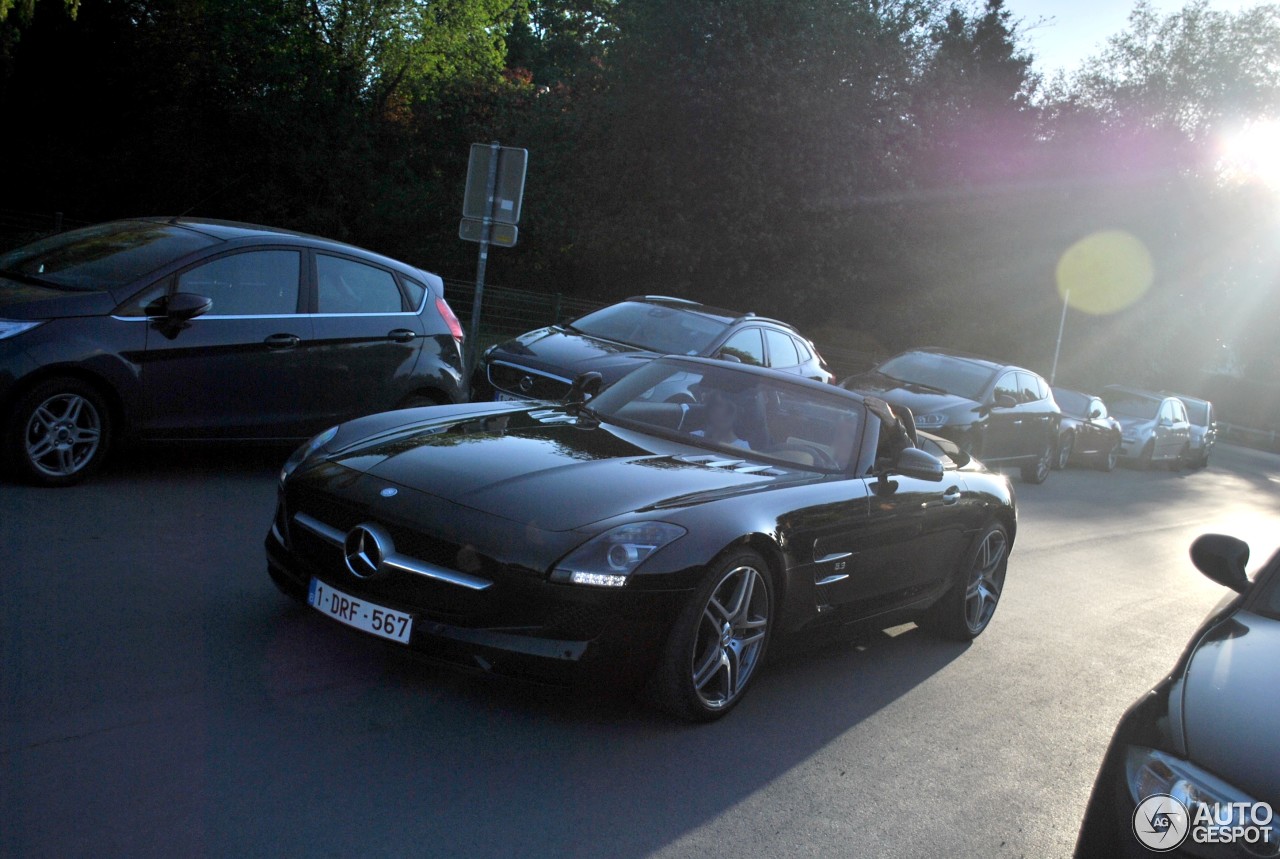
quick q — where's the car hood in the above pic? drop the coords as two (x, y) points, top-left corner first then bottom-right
(1179, 611), (1280, 806)
(490, 326), (658, 381)
(844, 374), (980, 419)
(0, 277), (117, 319)
(320, 407), (808, 531)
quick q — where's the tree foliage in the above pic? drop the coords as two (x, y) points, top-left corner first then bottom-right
(2, 0), (1279, 402)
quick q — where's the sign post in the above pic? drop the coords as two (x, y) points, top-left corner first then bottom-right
(459, 142), (527, 375)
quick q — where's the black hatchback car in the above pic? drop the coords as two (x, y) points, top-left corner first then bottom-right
(842, 348), (1061, 483)
(1075, 533), (1280, 857)
(472, 295), (832, 401)
(0, 218), (467, 485)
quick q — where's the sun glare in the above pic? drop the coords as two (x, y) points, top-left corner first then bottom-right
(1218, 120), (1280, 190)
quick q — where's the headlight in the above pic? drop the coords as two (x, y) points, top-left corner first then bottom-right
(1126, 746), (1278, 857)
(913, 412), (948, 428)
(280, 425), (338, 484)
(0, 318), (43, 340)
(550, 522), (687, 587)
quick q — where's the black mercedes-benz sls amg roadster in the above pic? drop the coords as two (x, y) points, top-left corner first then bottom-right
(267, 357), (1017, 720)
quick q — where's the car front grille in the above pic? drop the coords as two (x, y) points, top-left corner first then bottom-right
(487, 361), (572, 400)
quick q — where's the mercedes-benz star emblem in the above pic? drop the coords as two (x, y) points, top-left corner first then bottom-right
(518, 375), (535, 394)
(343, 523), (394, 579)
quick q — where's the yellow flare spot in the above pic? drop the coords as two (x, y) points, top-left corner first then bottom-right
(1055, 230), (1154, 315)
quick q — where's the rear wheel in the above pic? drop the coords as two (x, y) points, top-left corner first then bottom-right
(5, 377), (111, 487)
(924, 522), (1010, 641)
(1021, 439), (1053, 484)
(647, 549), (774, 722)
(1053, 432), (1073, 470)
(1168, 444), (1189, 471)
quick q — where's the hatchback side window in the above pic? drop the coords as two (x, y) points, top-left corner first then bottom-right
(993, 372), (1020, 405)
(177, 250), (301, 316)
(765, 329), (801, 368)
(718, 328), (765, 366)
(316, 255), (404, 314)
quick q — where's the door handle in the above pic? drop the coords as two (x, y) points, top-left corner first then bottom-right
(264, 333), (300, 350)
(942, 486), (961, 504)
(388, 328), (417, 343)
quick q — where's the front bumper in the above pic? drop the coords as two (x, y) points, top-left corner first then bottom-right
(265, 522), (683, 688)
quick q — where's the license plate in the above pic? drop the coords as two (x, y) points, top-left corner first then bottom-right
(308, 578), (413, 644)
(494, 391), (530, 402)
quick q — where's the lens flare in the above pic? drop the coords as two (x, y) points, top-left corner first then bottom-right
(1055, 230), (1154, 315)
(1219, 120), (1280, 190)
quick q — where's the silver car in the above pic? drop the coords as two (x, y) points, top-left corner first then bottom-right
(1100, 386), (1192, 468)
(1166, 393), (1217, 469)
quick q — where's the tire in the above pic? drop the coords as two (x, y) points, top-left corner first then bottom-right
(397, 392), (447, 410)
(1138, 441), (1154, 470)
(5, 377), (111, 487)
(924, 521), (1010, 641)
(1021, 438), (1053, 484)
(1096, 439), (1119, 472)
(647, 548), (774, 722)
(1168, 444), (1189, 471)
(1053, 432), (1073, 470)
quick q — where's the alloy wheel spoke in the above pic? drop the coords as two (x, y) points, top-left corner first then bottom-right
(34, 406), (57, 430)
(56, 447), (77, 475)
(64, 396), (84, 424)
(27, 436), (56, 459)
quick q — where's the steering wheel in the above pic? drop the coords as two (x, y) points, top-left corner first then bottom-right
(772, 442), (840, 470)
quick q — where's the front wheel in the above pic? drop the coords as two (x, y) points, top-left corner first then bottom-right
(1053, 432), (1073, 470)
(924, 522), (1010, 641)
(5, 378), (112, 486)
(1096, 438), (1119, 472)
(647, 549), (774, 722)
(1021, 439), (1053, 484)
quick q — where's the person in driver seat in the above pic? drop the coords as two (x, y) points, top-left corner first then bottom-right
(691, 391), (750, 450)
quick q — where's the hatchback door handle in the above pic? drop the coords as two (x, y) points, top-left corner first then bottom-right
(264, 333), (300, 350)
(942, 487), (961, 504)
(388, 328), (417, 343)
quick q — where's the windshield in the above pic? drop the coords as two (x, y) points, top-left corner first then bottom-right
(1103, 391), (1159, 420)
(589, 359), (865, 472)
(1052, 388), (1090, 418)
(569, 301), (730, 355)
(875, 352), (997, 401)
(0, 221), (219, 292)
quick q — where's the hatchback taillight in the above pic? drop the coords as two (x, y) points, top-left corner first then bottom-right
(436, 297), (464, 342)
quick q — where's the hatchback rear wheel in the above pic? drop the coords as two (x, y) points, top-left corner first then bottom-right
(1021, 439), (1053, 484)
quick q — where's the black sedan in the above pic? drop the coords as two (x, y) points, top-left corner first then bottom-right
(267, 357), (1017, 721)
(1051, 386), (1123, 471)
(1075, 534), (1280, 857)
(842, 348), (1061, 484)
(0, 218), (467, 485)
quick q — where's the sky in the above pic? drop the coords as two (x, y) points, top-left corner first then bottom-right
(1000, 0), (1261, 77)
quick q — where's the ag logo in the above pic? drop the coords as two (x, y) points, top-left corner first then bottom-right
(1133, 794), (1191, 851)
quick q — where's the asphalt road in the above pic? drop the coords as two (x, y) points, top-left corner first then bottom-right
(3, 442), (1279, 858)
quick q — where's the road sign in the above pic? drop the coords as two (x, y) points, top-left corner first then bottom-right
(462, 144), (527, 225)
(458, 218), (518, 247)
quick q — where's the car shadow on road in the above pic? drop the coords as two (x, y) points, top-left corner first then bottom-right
(227, 597), (968, 857)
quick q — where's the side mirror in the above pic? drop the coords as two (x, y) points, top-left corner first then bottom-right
(1089, 406), (1103, 419)
(887, 446), (944, 482)
(993, 393), (1018, 410)
(147, 292), (212, 322)
(564, 371), (603, 412)
(1190, 534), (1251, 593)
